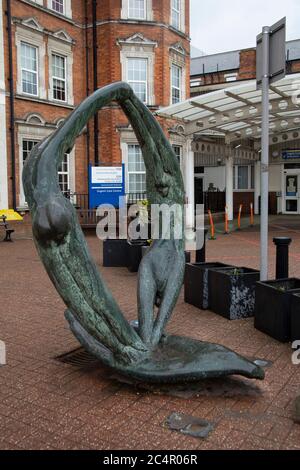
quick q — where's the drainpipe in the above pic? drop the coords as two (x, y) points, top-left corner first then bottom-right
(6, 0), (16, 210)
(85, 0), (90, 170)
(92, 0), (99, 165)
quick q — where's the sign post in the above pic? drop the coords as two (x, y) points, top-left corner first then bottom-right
(256, 17), (286, 281)
(89, 165), (125, 209)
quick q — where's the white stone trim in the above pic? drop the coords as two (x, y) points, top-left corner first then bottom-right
(118, 34), (157, 106)
(47, 0), (72, 19)
(0, 0), (8, 209)
(170, 0), (185, 34)
(47, 37), (74, 105)
(121, 0), (153, 21)
(15, 25), (46, 99)
(17, 123), (75, 208)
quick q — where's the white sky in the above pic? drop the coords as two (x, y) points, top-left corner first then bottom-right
(190, 0), (300, 55)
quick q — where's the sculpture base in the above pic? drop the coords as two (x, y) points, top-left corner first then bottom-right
(66, 310), (265, 384)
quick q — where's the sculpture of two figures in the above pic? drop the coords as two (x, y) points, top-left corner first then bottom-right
(23, 82), (264, 384)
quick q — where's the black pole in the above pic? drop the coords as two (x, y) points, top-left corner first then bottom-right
(85, 0), (90, 170)
(273, 237), (292, 280)
(6, 0), (16, 210)
(196, 229), (208, 263)
(92, 0), (99, 165)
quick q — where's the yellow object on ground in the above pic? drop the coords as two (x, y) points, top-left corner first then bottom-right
(0, 209), (23, 221)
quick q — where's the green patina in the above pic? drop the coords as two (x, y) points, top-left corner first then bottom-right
(23, 82), (265, 383)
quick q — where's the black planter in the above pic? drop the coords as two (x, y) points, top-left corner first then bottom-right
(210, 267), (260, 320)
(184, 262), (234, 310)
(255, 278), (300, 343)
(127, 239), (148, 273)
(291, 293), (300, 343)
(103, 239), (129, 267)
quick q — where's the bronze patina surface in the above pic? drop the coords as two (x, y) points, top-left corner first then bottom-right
(23, 82), (264, 383)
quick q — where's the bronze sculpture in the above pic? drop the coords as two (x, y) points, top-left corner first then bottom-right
(23, 82), (264, 383)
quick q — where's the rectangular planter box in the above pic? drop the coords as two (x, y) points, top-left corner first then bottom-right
(103, 239), (129, 267)
(291, 293), (300, 343)
(184, 262), (234, 310)
(210, 267), (260, 320)
(127, 240), (148, 273)
(255, 278), (300, 343)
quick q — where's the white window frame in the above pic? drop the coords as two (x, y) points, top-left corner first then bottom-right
(119, 35), (156, 106)
(51, 0), (65, 15)
(57, 153), (70, 196)
(18, 124), (76, 209)
(47, 0), (72, 18)
(170, 0), (185, 33)
(19, 138), (40, 208)
(234, 165), (255, 191)
(127, 144), (146, 195)
(51, 53), (67, 103)
(16, 26), (46, 99)
(121, 0), (153, 20)
(171, 63), (182, 105)
(128, 0), (146, 20)
(20, 42), (39, 97)
(48, 37), (73, 105)
(127, 57), (148, 104)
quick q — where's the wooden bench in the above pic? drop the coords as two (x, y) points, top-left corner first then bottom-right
(0, 215), (15, 242)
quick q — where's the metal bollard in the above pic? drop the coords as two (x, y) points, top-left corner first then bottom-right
(273, 237), (292, 280)
(196, 229), (208, 263)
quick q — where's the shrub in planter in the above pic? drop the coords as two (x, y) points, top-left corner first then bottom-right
(103, 239), (129, 267)
(291, 293), (300, 343)
(255, 278), (300, 343)
(210, 267), (260, 320)
(184, 262), (234, 310)
(127, 239), (149, 273)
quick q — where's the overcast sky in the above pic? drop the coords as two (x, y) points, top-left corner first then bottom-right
(190, 0), (300, 55)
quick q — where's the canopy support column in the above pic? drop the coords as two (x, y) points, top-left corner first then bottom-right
(184, 139), (195, 230)
(225, 155), (234, 221)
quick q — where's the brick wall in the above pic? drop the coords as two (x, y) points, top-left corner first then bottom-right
(3, 0), (190, 209)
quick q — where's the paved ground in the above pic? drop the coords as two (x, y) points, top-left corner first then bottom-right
(0, 216), (300, 450)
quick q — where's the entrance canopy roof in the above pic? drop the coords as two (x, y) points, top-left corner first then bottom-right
(157, 74), (300, 146)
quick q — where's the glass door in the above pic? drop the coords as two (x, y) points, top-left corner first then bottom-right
(284, 173), (299, 214)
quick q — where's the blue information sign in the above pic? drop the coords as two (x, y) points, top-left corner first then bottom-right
(282, 150), (300, 160)
(89, 164), (125, 209)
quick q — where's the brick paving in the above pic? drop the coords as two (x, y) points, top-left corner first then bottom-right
(0, 216), (300, 450)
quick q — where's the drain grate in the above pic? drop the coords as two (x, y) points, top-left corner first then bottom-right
(55, 347), (101, 369)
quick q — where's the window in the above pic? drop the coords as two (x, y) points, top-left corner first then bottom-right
(234, 165), (255, 190)
(21, 42), (38, 96)
(171, 64), (182, 104)
(172, 145), (182, 164)
(171, 0), (180, 29)
(128, 0), (146, 19)
(22, 139), (39, 166)
(52, 53), (66, 102)
(128, 145), (146, 194)
(58, 153), (70, 196)
(127, 58), (148, 103)
(52, 0), (64, 14)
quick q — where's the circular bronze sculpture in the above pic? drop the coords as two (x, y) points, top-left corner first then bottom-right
(23, 82), (264, 383)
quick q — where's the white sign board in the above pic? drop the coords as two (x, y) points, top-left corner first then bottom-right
(91, 166), (123, 185)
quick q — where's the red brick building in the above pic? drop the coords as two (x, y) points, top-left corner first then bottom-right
(0, 0), (190, 212)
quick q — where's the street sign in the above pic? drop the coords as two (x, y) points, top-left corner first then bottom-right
(256, 18), (286, 282)
(89, 164), (125, 209)
(256, 17), (286, 89)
